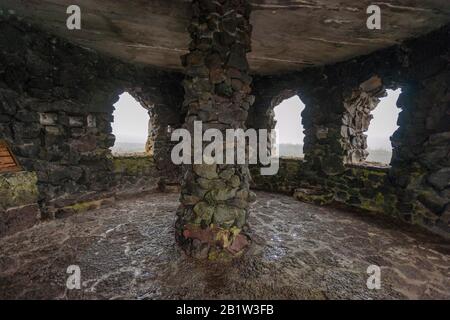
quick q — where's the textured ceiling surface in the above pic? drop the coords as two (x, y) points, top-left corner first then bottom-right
(1, 0), (450, 74)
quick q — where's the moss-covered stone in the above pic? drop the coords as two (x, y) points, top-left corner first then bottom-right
(293, 187), (334, 206)
(193, 163), (219, 180)
(205, 187), (237, 203)
(55, 197), (114, 218)
(197, 177), (226, 190)
(113, 155), (154, 176)
(193, 201), (215, 225)
(0, 171), (39, 210)
(417, 190), (447, 214)
(213, 204), (244, 228)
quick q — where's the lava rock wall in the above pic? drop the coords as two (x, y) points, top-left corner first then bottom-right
(0, 171), (39, 237)
(389, 72), (450, 233)
(249, 25), (450, 236)
(0, 15), (183, 219)
(113, 155), (180, 197)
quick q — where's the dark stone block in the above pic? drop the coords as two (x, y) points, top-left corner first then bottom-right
(348, 196), (361, 206)
(417, 191), (447, 215)
(427, 168), (450, 191)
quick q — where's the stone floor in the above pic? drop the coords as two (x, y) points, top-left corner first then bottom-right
(0, 191), (449, 300)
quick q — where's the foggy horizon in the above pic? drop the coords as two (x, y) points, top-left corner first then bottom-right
(112, 89), (402, 152)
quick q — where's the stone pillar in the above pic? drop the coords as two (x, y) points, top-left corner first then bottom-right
(246, 96), (275, 132)
(301, 76), (384, 175)
(301, 85), (347, 175)
(147, 105), (180, 169)
(176, 0), (255, 259)
(247, 89), (296, 158)
(130, 88), (183, 185)
(341, 76), (385, 164)
(246, 95), (275, 159)
(248, 90), (297, 130)
(390, 72), (450, 231)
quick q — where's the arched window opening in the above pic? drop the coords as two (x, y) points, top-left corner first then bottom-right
(273, 95), (305, 158)
(366, 88), (401, 164)
(111, 92), (150, 155)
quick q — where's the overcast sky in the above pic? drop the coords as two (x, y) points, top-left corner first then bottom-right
(112, 92), (149, 144)
(365, 89), (401, 150)
(273, 89), (401, 150)
(112, 89), (401, 151)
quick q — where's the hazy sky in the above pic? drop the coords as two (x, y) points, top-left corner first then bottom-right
(112, 89), (401, 151)
(273, 89), (401, 150)
(112, 92), (149, 144)
(366, 89), (401, 150)
(273, 95), (305, 145)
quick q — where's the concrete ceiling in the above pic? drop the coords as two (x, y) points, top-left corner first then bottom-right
(1, 0), (450, 75)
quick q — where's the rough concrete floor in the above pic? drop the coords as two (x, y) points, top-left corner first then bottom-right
(0, 191), (449, 300)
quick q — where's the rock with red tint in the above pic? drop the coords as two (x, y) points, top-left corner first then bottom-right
(227, 233), (249, 254)
(183, 224), (216, 243)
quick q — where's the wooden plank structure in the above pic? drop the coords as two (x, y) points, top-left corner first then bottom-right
(0, 140), (21, 173)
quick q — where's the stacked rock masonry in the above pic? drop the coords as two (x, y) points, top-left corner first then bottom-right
(389, 71), (450, 229)
(0, 6), (449, 245)
(248, 25), (450, 236)
(176, 0), (256, 259)
(0, 15), (184, 218)
(130, 86), (184, 186)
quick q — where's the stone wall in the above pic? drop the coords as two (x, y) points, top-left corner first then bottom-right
(249, 24), (450, 236)
(129, 78), (184, 184)
(0, 16), (117, 216)
(0, 15), (184, 222)
(251, 159), (390, 213)
(113, 155), (175, 197)
(251, 158), (449, 238)
(0, 171), (40, 237)
(0, 11), (448, 240)
(250, 158), (304, 195)
(389, 72), (450, 233)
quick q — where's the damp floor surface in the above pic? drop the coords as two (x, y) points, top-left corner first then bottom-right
(0, 191), (449, 300)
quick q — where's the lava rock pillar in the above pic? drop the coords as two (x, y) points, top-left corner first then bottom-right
(146, 103), (182, 184)
(390, 72), (450, 229)
(301, 76), (384, 175)
(301, 85), (348, 176)
(175, 0), (255, 259)
(130, 86), (184, 186)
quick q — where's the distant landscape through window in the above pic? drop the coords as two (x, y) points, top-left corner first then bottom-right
(111, 92), (149, 155)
